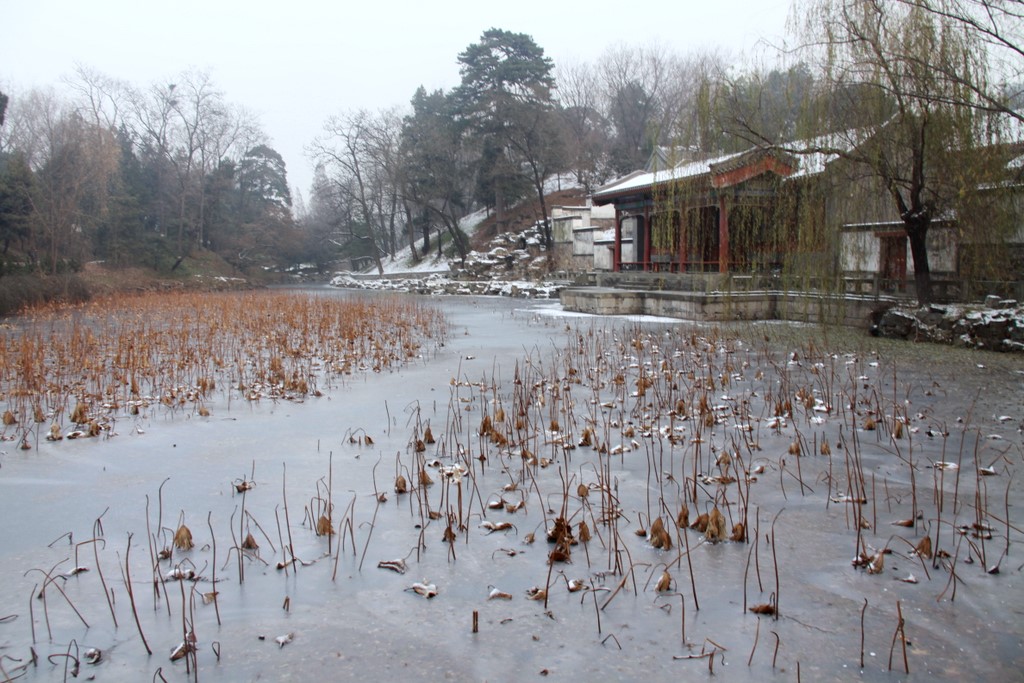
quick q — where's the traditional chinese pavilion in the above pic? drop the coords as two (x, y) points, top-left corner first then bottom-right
(591, 147), (805, 273)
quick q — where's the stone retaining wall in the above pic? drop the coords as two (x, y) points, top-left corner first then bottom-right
(559, 287), (885, 329)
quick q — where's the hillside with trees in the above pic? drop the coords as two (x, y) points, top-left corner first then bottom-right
(0, 68), (303, 310)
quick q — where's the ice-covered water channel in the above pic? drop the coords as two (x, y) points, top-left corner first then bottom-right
(0, 287), (1021, 682)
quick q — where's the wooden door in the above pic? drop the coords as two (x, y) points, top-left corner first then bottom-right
(879, 233), (907, 291)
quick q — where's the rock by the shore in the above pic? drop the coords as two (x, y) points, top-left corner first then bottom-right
(874, 300), (1024, 352)
(329, 272), (563, 299)
(332, 223), (564, 300)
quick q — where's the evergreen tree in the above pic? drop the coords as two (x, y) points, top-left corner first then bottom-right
(236, 144), (292, 223)
(454, 28), (564, 243)
(0, 152), (35, 257)
(400, 86), (471, 259)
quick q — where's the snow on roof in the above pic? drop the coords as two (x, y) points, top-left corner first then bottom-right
(594, 116), (1022, 205)
(551, 203), (616, 217)
(786, 148), (837, 178)
(593, 150), (749, 199)
(592, 137), (853, 202)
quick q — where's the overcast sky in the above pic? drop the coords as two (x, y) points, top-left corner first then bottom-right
(1, 0), (793, 202)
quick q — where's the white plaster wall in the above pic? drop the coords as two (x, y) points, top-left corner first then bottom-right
(840, 232), (878, 271)
(620, 239), (634, 263)
(909, 227), (957, 274)
(620, 216), (640, 263)
(594, 244), (613, 270)
(573, 229), (594, 257)
(551, 216), (579, 244)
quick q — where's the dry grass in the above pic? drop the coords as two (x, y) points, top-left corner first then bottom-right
(2, 293), (1019, 679)
(0, 291), (447, 444)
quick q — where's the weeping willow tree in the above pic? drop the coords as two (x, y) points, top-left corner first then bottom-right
(638, 53), (841, 291)
(954, 159), (1023, 290)
(647, 148), (687, 261)
(647, 145), (834, 284)
(644, 0), (1020, 304)
(783, 0), (1023, 304)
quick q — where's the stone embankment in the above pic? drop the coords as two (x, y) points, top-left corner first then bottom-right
(874, 297), (1024, 352)
(332, 225), (565, 299)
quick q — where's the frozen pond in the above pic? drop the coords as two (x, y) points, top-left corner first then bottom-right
(0, 287), (1021, 681)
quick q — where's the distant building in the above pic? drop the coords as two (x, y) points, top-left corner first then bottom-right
(590, 147), (810, 275)
(584, 136), (1023, 300)
(549, 201), (615, 272)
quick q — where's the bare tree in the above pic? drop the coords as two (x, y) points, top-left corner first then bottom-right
(67, 64), (128, 133)
(661, 49), (734, 156)
(892, 0), (1023, 119)
(597, 43), (683, 172)
(555, 59), (610, 192)
(310, 109), (407, 274)
(195, 102), (261, 249)
(165, 70), (217, 258)
(65, 66), (130, 250)
(8, 88), (118, 272)
(358, 107), (409, 260)
(505, 102), (568, 250)
(125, 70), (263, 262)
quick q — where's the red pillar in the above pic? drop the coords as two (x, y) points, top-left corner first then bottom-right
(718, 196), (729, 273)
(613, 206), (621, 272)
(643, 205), (652, 270)
(677, 210), (687, 272)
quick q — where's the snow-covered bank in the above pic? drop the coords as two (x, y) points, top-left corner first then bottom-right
(875, 298), (1024, 352)
(331, 221), (566, 299)
(330, 271), (564, 299)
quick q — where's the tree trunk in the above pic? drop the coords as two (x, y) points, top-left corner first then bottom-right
(370, 238), (385, 275)
(403, 199), (419, 262)
(532, 178), (551, 250)
(177, 193), (187, 259)
(386, 192), (399, 259)
(494, 184), (505, 236)
(528, 165), (552, 266)
(442, 214), (468, 261)
(904, 218), (932, 304)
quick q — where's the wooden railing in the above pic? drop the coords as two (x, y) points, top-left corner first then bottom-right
(618, 260), (724, 274)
